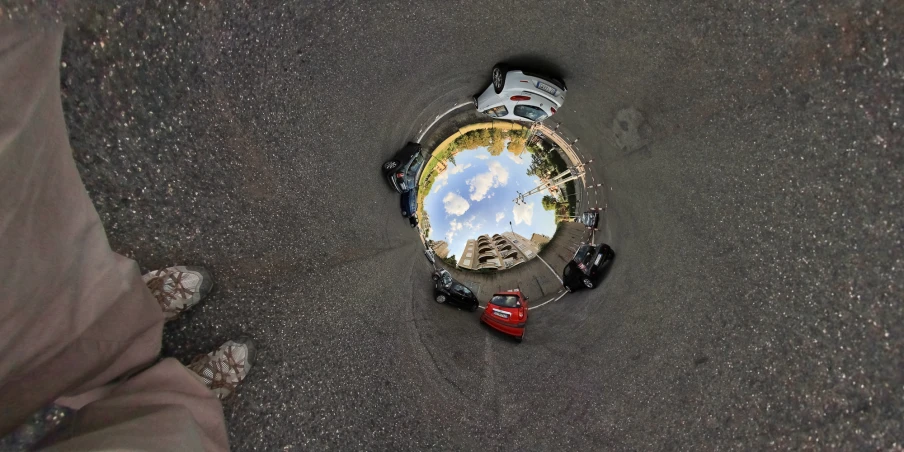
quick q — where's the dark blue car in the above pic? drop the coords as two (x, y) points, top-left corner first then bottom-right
(400, 188), (418, 218)
(382, 142), (424, 193)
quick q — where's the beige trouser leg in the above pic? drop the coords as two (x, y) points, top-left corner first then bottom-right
(0, 21), (228, 451)
(41, 358), (228, 452)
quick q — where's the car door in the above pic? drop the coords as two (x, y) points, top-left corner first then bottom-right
(450, 285), (469, 308)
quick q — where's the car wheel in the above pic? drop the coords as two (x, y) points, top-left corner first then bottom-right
(435, 294), (446, 304)
(470, 303), (479, 312)
(431, 274), (439, 281)
(492, 64), (508, 94)
(552, 77), (567, 91)
(515, 332), (523, 343)
(472, 96), (478, 107)
(383, 160), (399, 171)
(583, 278), (594, 289)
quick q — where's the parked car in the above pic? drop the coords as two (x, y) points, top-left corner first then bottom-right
(474, 64), (567, 123)
(400, 188), (418, 217)
(432, 268), (452, 283)
(480, 289), (529, 342)
(563, 243), (614, 292)
(424, 249), (436, 265)
(432, 269), (479, 311)
(580, 211), (599, 229)
(382, 142), (425, 193)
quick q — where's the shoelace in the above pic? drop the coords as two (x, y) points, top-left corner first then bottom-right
(145, 270), (194, 315)
(188, 345), (246, 400)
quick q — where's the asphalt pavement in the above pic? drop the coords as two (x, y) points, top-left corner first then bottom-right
(13, 0), (903, 449)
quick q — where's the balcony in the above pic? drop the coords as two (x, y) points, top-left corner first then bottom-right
(502, 250), (519, 259)
(478, 254), (496, 263)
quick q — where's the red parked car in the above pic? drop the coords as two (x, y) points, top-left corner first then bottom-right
(480, 290), (529, 342)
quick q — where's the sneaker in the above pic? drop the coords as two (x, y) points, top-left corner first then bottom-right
(187, 337), (256, 400)
(142, 266), (213, 320)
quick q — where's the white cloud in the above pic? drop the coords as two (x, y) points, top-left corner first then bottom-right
(433, 170), (450, 190)
(507, 152), (526, 165)
(443, 192), (470, 216)
(445, 218), (464, 242)
(432, 163), (471, 191)
(495, 212), (505, 223)
(450, 163), (471, 174)
(467, 161), (509, 201)
(460, 215), (483, 232)
(512, 202), (535, 226)
(476, 154), (489, 160)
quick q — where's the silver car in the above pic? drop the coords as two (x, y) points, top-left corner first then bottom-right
(474, 64), (567, 123)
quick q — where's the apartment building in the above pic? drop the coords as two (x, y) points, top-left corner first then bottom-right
(502, 231), (541, 260)
(530, 233), (551, 248)
(431, 240), (450, 259)
(457, 232), (538, 271)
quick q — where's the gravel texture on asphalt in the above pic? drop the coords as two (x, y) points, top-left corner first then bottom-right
(5, 0), (902, 449)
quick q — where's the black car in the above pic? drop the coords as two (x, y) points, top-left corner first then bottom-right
(400, 188), (418, 217)
(408, 213), (419, 229)
(563, 243), (614, 291)
(432, 269), (479, 311)
(382, 142), (425, 193)
(580, 211), (599, 229)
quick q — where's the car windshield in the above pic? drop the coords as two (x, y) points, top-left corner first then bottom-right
(514, 105), (548, 121)
(482, 105), (508, 118)
(453, 284), (472, 296)
(406, 154), (424, 176)
(573, 245), (591, 263)
(490, 295), (519, 308)
(441, 273), (453, 286)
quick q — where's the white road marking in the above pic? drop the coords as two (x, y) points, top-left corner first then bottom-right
(416, 101), (472, 142)
(529, 290), (568, 310)
(534, 253), (564, 285)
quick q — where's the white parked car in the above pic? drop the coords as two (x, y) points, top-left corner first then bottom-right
(474, 64), (567, 123)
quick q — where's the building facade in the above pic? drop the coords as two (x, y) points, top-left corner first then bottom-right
(458, 239), (479, 270)
(502, 231), (541, 261)
(530, 233), (551, 248)
(431, 240), (450, 259)
(458, 232), (539, 271)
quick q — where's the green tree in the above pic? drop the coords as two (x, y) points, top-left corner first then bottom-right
(443, 255), (457, 267)
(542, 195), (559, 211)
(488, 138), (505, 156)
(507, 134), (526, 156)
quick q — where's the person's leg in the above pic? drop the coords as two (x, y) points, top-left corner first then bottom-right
(40, 338), (255, 452)
(0, 19), (256, 451)
(40, 359), (227, 452)
(0, 20), (168, 435)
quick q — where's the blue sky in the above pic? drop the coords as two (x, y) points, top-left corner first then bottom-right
(423, 145), (557, 258)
